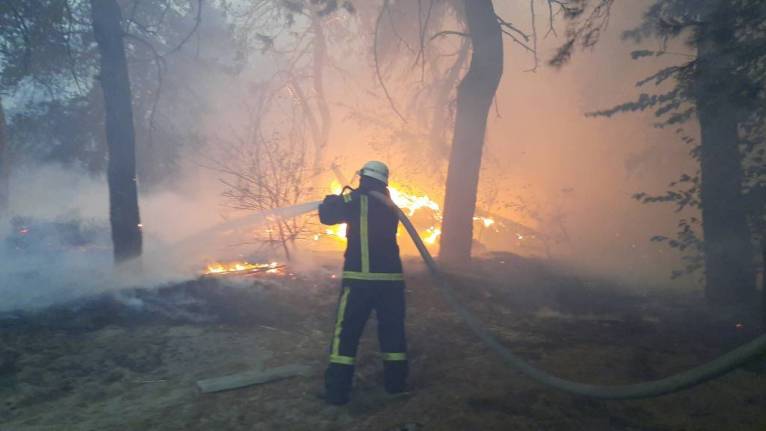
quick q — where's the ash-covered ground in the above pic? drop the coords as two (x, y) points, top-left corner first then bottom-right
(1, 254), (764, 431)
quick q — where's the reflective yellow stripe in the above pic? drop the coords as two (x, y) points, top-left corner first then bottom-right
(331, 287), (350, 359)
(382, 352), (407, 361)
(343, 193), (352, 203)
(343, 271), (404, 281)
(346, 194), (403, 281)
(360, 195), (369, 273)
(330, 354), (355, 365)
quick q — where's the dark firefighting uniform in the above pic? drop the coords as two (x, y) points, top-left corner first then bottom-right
(319, 178), (408, 404)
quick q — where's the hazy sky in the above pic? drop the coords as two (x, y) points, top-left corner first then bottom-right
(482, 0), (698, 285)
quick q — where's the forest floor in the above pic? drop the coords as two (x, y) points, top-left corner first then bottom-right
(1, 253), (765, 431)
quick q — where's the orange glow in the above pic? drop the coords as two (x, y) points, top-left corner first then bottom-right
(474, 216), (495, 228)
(325, 223), (347, 240)
(423, 227), (442, 245)
(388, 184), (441, 217)
(318, 180), (496, 248)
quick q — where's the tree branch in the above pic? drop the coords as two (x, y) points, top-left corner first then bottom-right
(374, 0), (407, 123)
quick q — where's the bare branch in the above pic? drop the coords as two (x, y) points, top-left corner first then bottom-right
(496, 12), (535, 55)
(549, 0), (614, 68)
(501, 29), (535, 54)
(412, 0), (434, 81)
(545, 0), (558, 37)
(496, 16), (530, 41)
(526, 0), (540, 72)
(164, 0), (204, 56)
(374, 0), (407, 123)
(430, 30), (470, 41)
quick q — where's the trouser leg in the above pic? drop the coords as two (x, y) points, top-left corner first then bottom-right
(375, 283), (408, 393)
(325, 286), (373, 404)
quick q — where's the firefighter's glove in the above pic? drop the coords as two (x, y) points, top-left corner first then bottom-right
(319, 194), (346, 225)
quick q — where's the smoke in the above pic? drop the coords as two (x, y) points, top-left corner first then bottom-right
(0, 167), (106, 310)
(477, 0), (700, 289)
(5, 164), (107, 219)
(1, 0), (712, 312)
(0, 164), (232, 311)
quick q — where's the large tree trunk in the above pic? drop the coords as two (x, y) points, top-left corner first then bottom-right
(761, 236), (765, 329)
(91, 0), (143, 264)
(694, 26), (756, 305)
(0, 96), (9, 214)
(439, 0), (502, 265)
(429, 38), (470, 160)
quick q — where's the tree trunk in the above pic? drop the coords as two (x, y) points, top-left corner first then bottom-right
(429, 38), (469, 160)
(761, 236), (765, 330)
(0, 96), (9, 214)
(694, 27), (756, 305)
(439, 0), (502, 265)
(91, 0), (143, 264)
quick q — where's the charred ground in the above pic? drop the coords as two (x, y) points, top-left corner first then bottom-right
(1, 254), (764, 431)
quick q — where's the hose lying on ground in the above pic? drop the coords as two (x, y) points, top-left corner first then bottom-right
(367, 191), (766, 400)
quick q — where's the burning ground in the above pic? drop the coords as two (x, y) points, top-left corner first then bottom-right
(1, 254), (764, 431)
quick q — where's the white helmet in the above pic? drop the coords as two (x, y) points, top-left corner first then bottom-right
(359, 160), (389, 185)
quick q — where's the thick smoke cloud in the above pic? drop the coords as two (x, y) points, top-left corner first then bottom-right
(1, 0), (707, 312)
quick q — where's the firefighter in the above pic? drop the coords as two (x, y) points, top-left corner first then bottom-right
(318, 160), (408, 405)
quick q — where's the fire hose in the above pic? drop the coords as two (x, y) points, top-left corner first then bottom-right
(363, 191), (766, 400)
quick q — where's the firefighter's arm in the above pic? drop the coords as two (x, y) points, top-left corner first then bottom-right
(318, 194), (350, 225)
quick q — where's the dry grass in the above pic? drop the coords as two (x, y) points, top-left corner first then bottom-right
(1, 255), (764, 430)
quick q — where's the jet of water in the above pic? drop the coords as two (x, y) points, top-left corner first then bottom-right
(170, 200), (322, 250)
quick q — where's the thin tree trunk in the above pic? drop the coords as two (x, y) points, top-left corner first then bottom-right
(439, 0), (502, 265)
(91, 0), (143, 264)
(0, 96), (9, 214)
(277, 221), (291, 261)
(694, 24), (756, 305)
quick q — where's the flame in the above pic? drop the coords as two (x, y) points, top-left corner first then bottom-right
(319, 180), (495, 247)
(330, 180), (441, 218)
(389, 185), (440, 217)
(325, 223), (347, 240)
(474, 216), (495, 228)
(423, 227), (442, 245)
(203, 260), (284, 276)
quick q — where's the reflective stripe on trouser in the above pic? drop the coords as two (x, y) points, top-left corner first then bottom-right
(329, 287), (355, 365)
(382, 352), (407, 361)
(343, 271), (404, 281)
(325, 283), (408, 397)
